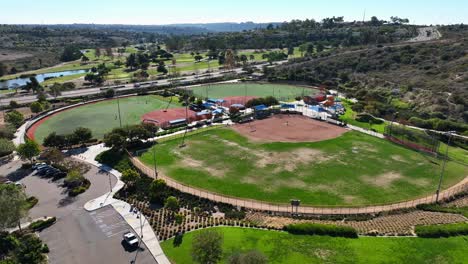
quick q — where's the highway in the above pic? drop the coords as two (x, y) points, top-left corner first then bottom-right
(0, 63), (276, 106)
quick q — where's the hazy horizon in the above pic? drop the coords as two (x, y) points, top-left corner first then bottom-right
(1, 0), (467, 25)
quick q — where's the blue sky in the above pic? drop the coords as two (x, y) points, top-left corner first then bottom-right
(1, 0), (466, 25)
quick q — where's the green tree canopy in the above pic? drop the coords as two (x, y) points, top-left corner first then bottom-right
(0, 184), (29, 231)
(191, 229), (223, 264)
(17, 140), (40, 163)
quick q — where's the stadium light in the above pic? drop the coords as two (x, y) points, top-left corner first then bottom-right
(435, 131), (457, 203)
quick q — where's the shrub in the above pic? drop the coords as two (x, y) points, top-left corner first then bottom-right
(26, 196), (39, 209)
(95, 150), (132, 172)
(29, 217), (56, 231)
(415, 223), (468, 238)
(5, 110), (24, 128)
(0, 138), (15, 157)
(284, 223), (358, 238)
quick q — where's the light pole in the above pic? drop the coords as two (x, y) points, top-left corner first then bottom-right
(131, 209), (147, 264)
(435, 131), (456, 203)
(117, 97), (122, 128)
(152, 144), (158, 178)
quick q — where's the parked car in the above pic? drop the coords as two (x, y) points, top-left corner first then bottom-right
(123, 232), (139, 247)
(32, 163), (47, 170)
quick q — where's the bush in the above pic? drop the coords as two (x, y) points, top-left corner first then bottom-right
(355, 114), (384, 124)
(29, 217), (56, 231)
(5, 110), (24, 128)
(416, 204), (468, 218)
(284, 223), (358, 238)
(69, 179), (90, 197)
(415, 223), (468, 238)
(0, 138), (15, 157)
(26, 196), (38, 209)
(95, 150), (132, 172)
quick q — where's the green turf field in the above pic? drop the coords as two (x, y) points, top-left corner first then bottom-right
(161, 227), (468, 264)
(34, 95), (181, 143)
(190, 83), (318, 100)
(139, 128), (467, 206)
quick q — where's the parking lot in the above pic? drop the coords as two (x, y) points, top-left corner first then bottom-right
(1, 160), (156, 264)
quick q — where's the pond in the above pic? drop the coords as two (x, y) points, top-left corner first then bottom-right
(0, 69), (89, 89)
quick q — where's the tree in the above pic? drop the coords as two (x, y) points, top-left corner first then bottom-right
(43, 132), (66, 148)
(73, 127), (92, 143)
(240, 54), (248, 65)
(41, 148), (65, 164)
(225, 49), (236, 70)
(157, 61), (168, 74)
(103, 132), (125, 150)
(81, 55), (89, 63)
(14, 233), (47, 264)
(249, 54), (255, 61)
(194, 54), (203, 62)
(121, 169), (140, 185)
(61, 45), (82, 62)
(25, 77), (42, 93)
(0, 184), (29, 231)
(299, 44), (307, 57)
(164, 196), (180, 211)
(287, 46), (294, 56)
(49, 83), (63, 99)
(30, 102), (44, 113)
(5, 110), (24, 128)
(0, 138), (15, 157)
(17, 140), (40, 164)
(104, 88), (115, 98)
(9, 101), (19, 109)
(149, 179), (167, 203)
(316, 43), (324, 52)
(0, 62), (7, 77)
(95, 48), (101, 58)
(191, 229), (223, 264)
(126, 53), (138, 70)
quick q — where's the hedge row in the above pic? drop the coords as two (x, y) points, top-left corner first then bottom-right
(415, 223), (468, 238)
(416, 204), (468, 218)
(284, 223), (358, 238)
(29, 217), (57, 231)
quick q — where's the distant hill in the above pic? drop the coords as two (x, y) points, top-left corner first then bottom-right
(168, 22), (282, 32)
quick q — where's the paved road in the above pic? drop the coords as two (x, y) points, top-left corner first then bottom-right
(0, 160), (156, 264)
(0, 65), (262, 106)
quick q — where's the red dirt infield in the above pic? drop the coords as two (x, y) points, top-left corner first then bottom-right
(222, 96), (257, 106)
(141, 107), (197, 127)
(231, 114), (348, 143)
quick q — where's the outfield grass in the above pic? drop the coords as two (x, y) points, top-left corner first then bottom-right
(161, 227), (468, 264)
(190, 83), (317, 100)
(34, 95), (181, 142)
(139, 128), (467, 206)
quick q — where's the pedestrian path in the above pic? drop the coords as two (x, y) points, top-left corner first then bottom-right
(74, 144), (170, 264)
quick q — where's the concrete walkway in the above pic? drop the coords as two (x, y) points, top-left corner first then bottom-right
(75, 144), (170, 264)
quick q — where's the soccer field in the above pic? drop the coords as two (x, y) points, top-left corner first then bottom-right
(190, 83), (318, 100)
(139, 127), (467, 206)
(161, 227), (468, 264)
(33, 95), (180, 143)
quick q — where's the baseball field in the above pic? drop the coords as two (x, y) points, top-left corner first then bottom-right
(190, 83), (317, 100)
(32, 95), (181, 143)
(139, 115), (467, 206)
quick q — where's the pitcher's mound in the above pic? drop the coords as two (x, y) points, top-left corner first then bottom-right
(231, 114), (347, 142)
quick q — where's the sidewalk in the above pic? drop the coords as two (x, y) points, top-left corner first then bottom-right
(73, 145), (170, 264)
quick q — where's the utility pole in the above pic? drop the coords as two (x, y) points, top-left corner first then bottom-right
(435, 131), (455, 203)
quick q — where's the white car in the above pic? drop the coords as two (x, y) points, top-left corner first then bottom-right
(123, 232), (139, 247)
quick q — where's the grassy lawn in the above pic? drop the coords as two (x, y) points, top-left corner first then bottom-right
(139, 128), (467, 206)
(162, 227), (468, 264)
(190, 83), (317, 100)
(34, 95), (181, 142)
(42, 73), (86, 86)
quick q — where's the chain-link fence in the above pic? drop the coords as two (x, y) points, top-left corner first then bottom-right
(129, 155), (468, 215)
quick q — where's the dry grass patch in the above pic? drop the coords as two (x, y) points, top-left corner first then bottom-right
(362, 172), (403, 187)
